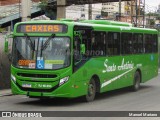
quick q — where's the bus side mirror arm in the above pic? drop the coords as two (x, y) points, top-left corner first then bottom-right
(80, 44), (86, 55)
(4, 33), (13, 53)
(4, 38), (9, 53)
(7, 53), (12, 62)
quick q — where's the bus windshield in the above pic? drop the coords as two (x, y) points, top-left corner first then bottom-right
(12, 36), (70, 70)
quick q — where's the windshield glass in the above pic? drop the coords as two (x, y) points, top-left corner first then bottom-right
(12, 36), (70, 70)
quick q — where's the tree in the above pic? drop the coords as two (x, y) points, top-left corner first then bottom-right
(150, 19), (155, 27)
(157, 14), (160, 20)
(38, 0), (57, 20)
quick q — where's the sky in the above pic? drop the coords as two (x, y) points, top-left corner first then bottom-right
(146, 0), (159, 6)
(145, 0), (160, 12)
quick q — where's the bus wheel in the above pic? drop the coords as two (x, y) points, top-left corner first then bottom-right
(85, 78), (96, 102)
(132, 71), (141, 91)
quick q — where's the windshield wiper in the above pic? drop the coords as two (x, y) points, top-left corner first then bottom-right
(24, 33), (35, 51)
(41, 34), (55, 51)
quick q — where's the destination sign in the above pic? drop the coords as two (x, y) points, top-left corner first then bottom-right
(17, 24), (68, 33)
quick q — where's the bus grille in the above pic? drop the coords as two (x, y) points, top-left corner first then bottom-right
(16, 82), (59, 92)
(17, 73), (57, 78)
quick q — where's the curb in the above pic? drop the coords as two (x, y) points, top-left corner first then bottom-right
(0, 89), (13, 97)
(0, 93), (13, 97)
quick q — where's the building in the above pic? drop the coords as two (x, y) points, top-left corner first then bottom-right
(0, 0), (19, 6)
(66, 4), (102, 20)
(0, 0), (39, 6)
(102, 2), (125, 17)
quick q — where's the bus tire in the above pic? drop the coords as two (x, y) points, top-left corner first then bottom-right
(85, 78), (96, 102)
(131, 71), (141, 91)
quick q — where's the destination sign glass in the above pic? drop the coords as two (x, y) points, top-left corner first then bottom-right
(17, 24), (68, 33)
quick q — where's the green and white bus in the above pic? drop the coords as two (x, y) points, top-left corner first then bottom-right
(5, 20), (159, 102)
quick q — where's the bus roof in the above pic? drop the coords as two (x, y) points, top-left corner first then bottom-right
(14, 20), (158, 34)
(60, 19), (133, 27)
(60, 19), (158, 33)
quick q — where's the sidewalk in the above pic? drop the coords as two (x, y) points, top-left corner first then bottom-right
(0, 89), (12, 97)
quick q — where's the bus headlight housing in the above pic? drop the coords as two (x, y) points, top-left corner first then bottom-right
(59, 76), (69, 86)
(11, 74), (16, 83)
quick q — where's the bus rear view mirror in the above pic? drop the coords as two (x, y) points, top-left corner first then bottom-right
(7, 53), (12, 62)
(4, 40), (9, 53)
(3, 33), (13, 53)
(80, 44), (86, 55)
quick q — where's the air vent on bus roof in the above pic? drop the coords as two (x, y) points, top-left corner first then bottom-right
(80, 20), (133, 27)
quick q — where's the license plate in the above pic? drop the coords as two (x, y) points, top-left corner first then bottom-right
(22, 83), (32, 88)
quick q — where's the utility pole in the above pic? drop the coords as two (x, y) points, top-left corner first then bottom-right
(119, 0), (121, 21)
(143, 0), (145, 28)
(149, 12), (151, 27)
(57, 0), (66, 19)
(88, 4), (92, 20)
(21, 0), (31, 21)
(135, 0), (138, 27)
(19, 0), (20, 18)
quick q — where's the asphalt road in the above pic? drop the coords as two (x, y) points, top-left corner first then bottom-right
(0, 73), (160, 120)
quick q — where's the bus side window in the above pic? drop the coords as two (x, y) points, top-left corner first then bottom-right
(74, 36), (81, 62)
(152, 34), (158, 53)
(121, 33), (133, 55)
(144, 34), (153, 53)
(133, 33), (143, 54)
(91, 31), (106, 56)
(73, 26), (93, 59)
(108, 32), (120, 56)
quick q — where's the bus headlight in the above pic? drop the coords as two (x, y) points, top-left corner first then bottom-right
(11, 74), (16, 83)
(59, 76), (69, 86)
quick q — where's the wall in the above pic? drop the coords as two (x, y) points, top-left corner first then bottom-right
(0, 33), (11, 89)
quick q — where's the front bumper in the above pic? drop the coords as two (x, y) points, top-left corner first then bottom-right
(11, 80), (73, 98)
